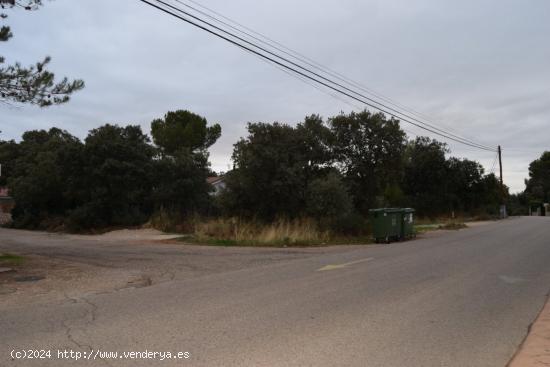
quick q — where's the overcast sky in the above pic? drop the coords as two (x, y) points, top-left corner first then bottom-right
(2, 0), (549, 192)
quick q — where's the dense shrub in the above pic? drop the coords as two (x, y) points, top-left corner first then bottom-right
(5, 110), (220, 231)
(306, 171), (353, 226)
(3, 108), (510, 233)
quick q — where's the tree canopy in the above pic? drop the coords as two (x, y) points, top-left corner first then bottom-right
(525, 151), (550, 203)
(220, 110), (503, 225)
(1, 108), (510, 231)
(67, 125), (155, 230)
(3, 110), (220, 230)
(223, 121), (313, 219)
(329, 111), (406, 213)
(150, 110), (221, 156)
(8, 127), (82, 227)
(403, 137), (449, 215)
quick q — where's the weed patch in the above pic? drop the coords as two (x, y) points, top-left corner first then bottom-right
(0, 253), (25, 266)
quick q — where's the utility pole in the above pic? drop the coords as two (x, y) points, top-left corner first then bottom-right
(498, 145), (503, 191)
(498, 145), (506, 218)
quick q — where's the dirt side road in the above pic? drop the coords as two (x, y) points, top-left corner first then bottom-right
(0, 228), (360, 306)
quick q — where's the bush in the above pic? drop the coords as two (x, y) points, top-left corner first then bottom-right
(331, 212), (368, 236)
(148, 209), (197, 233)
(66, 203), (108, 232)
(306, 171), (353, 221)
(304, 171), (368, 235)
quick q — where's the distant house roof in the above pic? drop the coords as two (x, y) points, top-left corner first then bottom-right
(207, 176), (224, 185)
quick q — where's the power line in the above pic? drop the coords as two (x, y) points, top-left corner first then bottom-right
(489, 151), (498, 174)
(139, 0), (497, 152)
(255, 50), (418, 140)
(153, 0), (496, 151)
(254, 54), (431, 140)
(172, 0), (485, 147)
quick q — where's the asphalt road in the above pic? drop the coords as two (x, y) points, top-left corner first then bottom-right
(2, 217), (550, 367)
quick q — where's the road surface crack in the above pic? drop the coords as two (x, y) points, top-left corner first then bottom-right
(60, 294), (105, 354)
(82, 296), (98, 324)
(60, 294), (113, 366)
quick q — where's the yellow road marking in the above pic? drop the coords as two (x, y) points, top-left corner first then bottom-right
(317, 257), (374, 272)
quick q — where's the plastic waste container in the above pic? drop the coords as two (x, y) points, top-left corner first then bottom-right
(369, 208), (403, 243)
(400, 208), (415, 239)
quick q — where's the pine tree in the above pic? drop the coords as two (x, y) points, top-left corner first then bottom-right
(0, 0), (84, 107)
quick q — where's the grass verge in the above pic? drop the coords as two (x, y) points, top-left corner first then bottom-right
(177, 235), (373, 247)
(414, 224), (442, 233)
(439, 222), (467, 230)
(0, 253), (25, 266)
(414, 220), (467, 233)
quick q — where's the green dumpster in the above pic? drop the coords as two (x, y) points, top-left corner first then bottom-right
(369, 208), (403, 243)
(401, 208), (415, 239)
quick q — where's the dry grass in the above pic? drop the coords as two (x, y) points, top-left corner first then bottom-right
(192, 217), (331, 246)
(149, 211), (372, 247)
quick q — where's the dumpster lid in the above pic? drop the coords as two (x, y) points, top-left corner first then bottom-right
(368, 208), (403, 213)
(369, 208), (415, 213)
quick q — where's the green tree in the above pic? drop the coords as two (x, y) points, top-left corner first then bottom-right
(306, 170), (353, 225)
(508, 192), (528, 216)
(478, 173), (505, 214)
(446, 158), (485, 213)
(149, 110), (220, 215)
(67, 124), (155, 230)
(223, 122), (306, 219)
(6, 113), (221, 230)
(152, 150), (212, 214)
(0, 0), (84, 107)
(329, 110), (406, 213)
(222, 116), (335, 220)
(402, 137), (449, 216)
(525, 151), (550, 203)
(150, 110), (221, 156)
(0, 138), (19, 186)
(8, 128), (83, 227)
(296, 114), (335, 177)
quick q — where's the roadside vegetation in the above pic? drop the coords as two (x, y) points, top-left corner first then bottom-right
(0, 253), (24, 266)
(176, 217), (331, 247)
(508, 152), (550, 216)
(0, 108), (523, 244)
(0, 2), (546, 245)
